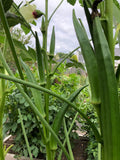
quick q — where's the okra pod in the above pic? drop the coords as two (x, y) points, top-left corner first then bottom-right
(73, 10), (101, 105)
(93, 16), (120, 160)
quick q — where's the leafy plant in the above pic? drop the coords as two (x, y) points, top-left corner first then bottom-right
(1, 0), (120, 160)
(4, 71), (82, 158)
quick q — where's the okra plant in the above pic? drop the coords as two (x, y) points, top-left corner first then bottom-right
(72, 0), (120, 159)
(0, 0), (97, 160)
(0, 0), (120, 160)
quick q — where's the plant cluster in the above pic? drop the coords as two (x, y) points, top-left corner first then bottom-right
(0, 0), (120, 160)
(4, 71), (82, 158)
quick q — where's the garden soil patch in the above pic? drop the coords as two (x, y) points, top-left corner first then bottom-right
(4, 136), (88, 160)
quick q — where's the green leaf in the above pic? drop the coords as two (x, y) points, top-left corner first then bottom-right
(31, 20), (36, 26)
(20, 59), (45, 117)
(0, 35), (5, 43)
(6, 12), (22, 27)
(2, 0), (13, 12)
(67, 0), (76, 5)
(115, 56), (120, 60)
(32, 146), (39, 158)
(13, 39), (36, 61)
(21, 24), (30, 34)
(50, 85), (87, 150)
(66, 59), (85, 70)
(116, 63), (120, 84)
(12, 123), (17, 132)
(113, 2), (120, 23)
(35, 32), (45, 83)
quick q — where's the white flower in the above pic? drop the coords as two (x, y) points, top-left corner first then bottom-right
(20, 3), (38, 22)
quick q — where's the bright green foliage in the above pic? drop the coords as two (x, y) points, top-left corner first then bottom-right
(4, 89), (45, 158)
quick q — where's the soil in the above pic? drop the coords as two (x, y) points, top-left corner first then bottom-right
(4, 136), (89, 160)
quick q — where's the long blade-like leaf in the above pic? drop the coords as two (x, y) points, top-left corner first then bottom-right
(50, 85), (87, 150)
(20, 59), (45, 117)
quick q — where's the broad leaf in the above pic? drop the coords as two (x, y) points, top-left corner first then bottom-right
(6, 12), (22, 27)
(13, 39), (36, 61)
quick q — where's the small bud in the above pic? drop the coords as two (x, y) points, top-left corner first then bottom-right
(32, 10), (44, 19)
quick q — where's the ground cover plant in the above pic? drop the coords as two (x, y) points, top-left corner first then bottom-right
(0, 0), (120, 160)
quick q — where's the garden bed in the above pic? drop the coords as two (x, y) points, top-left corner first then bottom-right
(4, 136), (88, 160)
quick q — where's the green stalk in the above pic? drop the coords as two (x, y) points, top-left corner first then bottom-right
(48, 0), (64, 23)
(105, 0), (114, 62)
(0, 45), (101, 144)
(0, 93), (6, 160)
(58, 105), (81, 160)
(43, 0), (49, 74)
(42, 1), (51, 158)
(51, 47), (80, 76)
(0, 73), (102, 144)
(63, 118), (74, 160)
(100, 1), (105, 17)
(0, 76), (5, 160)
(0, 50), (70, 160)
(18, 109), (33, 160)
(0, 37), (8, 160)
(0, 1), (24, 80)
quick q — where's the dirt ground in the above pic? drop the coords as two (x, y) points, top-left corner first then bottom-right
(5, 136), (88, 160)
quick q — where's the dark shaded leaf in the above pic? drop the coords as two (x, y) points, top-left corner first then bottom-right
(67, 0), (76, 5)
(116, 63), (120, 84)
(2, 0), (13, 12)
(6, 12), (22, 27)
(66, 59), (85, 70)
(115, 56), (120, 60)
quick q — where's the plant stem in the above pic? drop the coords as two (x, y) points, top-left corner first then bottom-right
(58, 105), (81, 160)
(0, 37), (8, 160)
(63, 118), (74, 160)
(0, 1), (27, 92)
(18, 109), (33, 160)
(51, 47), (80, 76)
(0, 50), (70, 160)
(0, 69), (5, 160)
(0, 93), (5, 160)
(0, 72), (102, 144)
(105, 0), (114, 63)
(0, 1), (23, 79)
(48, 0), (64, 23)
(43, 0), (49, 74)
